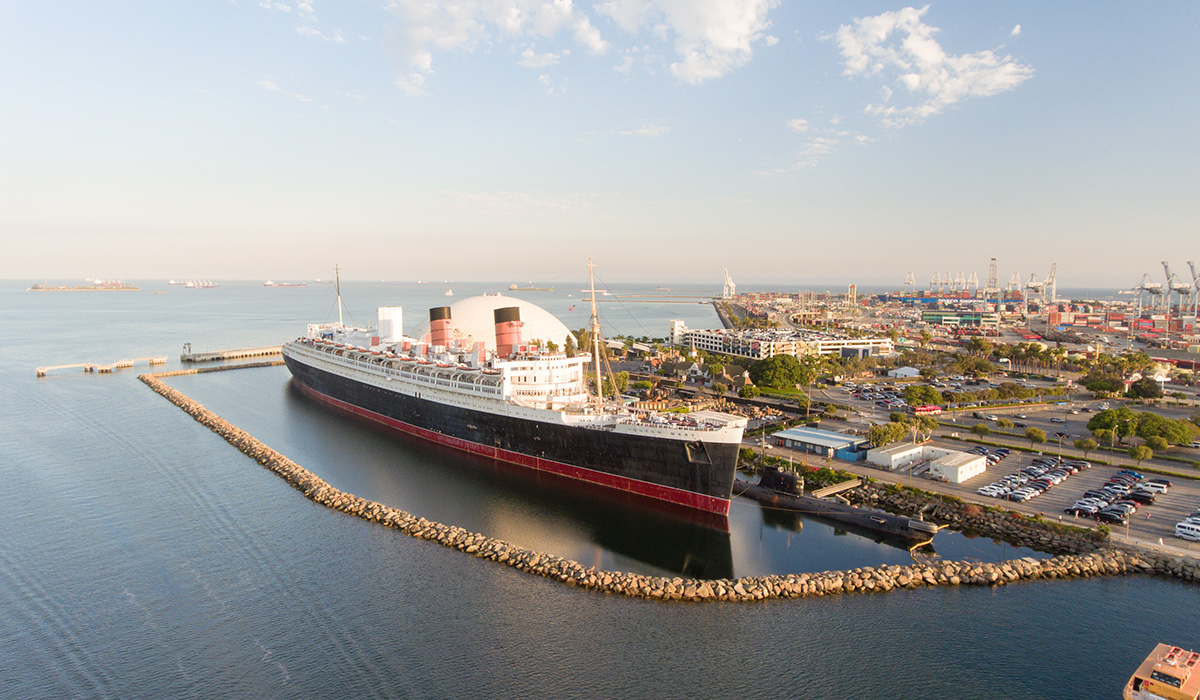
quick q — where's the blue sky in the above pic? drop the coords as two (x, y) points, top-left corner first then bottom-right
(2, 1), (1197, 288)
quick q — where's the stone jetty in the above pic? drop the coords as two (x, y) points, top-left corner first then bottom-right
(139, 365), (1200, 603)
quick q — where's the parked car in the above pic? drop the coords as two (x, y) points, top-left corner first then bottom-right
(1145, 478), (1174, 488)
(1124, 490), (1156, 505)
(1137, 482), (1168, 494)
(1096, 511), (1128, 525)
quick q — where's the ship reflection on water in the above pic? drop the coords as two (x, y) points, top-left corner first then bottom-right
(757, 504), (938, 556)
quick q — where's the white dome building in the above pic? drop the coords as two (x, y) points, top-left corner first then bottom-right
(408, 294), (574, 353)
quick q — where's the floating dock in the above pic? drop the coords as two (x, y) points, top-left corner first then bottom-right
(36, 357), (167, 377)
(180, 346), (282, 363)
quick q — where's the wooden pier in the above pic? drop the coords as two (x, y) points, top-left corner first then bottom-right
(810, 478), (863, 499)
(36, 357), (167, 377)
(180, 345), (282, 363)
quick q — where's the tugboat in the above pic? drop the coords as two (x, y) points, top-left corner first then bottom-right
(1124, 644), (1200, 699)
(735, 467), (940, 543)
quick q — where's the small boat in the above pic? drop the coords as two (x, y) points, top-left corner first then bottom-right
(1124, 644), (1200, 699)
(445, 289), (454, 296)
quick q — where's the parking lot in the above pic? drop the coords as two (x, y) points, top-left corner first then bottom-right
(756, 438), (1200, 556)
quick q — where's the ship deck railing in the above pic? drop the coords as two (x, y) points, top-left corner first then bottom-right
(293, 341), (504, 398)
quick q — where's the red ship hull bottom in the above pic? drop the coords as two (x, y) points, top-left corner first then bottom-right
(294, 382), (733, 516)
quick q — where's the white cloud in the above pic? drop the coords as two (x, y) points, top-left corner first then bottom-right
(617, 123), (670, 136)
(618, 0), (781, 84)
(521, 45), (566, 68)
(538, 74), (568, 96)
(833, 5), (1033, 127)
(785, 118), (808, 133)
(385, 0), (778, 94)
(256, 77), (315, 103)
(1011, 24), (1021, 36)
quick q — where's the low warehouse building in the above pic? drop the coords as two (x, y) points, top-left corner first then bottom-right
(771, 426), (870, 462)
(929, 451), (988, 484)
(866, 443), (926, 471)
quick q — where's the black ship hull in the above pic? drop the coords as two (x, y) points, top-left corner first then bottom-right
(283, 354), (739, 514)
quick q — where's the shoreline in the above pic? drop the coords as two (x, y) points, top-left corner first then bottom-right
(138, 362), (1200, 602)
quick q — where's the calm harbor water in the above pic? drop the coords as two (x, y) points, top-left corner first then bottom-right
(1, 279), (1193, 699)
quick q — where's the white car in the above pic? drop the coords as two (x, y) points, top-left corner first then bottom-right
(1137, 482), (1168, 494)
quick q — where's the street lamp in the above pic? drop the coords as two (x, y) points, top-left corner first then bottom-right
(1056, 431), (1069, 459)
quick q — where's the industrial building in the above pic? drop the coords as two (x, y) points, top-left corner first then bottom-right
(670, 323), (894, 361)
(866, 443), (987, 484)
(770, 427), (870, 461)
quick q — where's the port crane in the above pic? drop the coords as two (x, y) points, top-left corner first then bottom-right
(1162, 261), (1193, 311)
(1188, 261), (1199, 316)
(722, 268), (736, 299)
(1135, 272), (1164, 313)
(1024, 273), (1046, 306)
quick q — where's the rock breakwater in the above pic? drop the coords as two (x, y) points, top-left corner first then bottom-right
(139, 365), (1199, 602)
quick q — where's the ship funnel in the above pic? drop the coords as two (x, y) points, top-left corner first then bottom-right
(494, 306), (524, 358)
(429, 306), (452, 348)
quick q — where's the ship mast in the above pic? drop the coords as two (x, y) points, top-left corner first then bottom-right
(335, 264), (344, 327)
(588, 257), (604, 411)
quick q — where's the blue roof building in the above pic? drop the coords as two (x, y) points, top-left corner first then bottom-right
(771, 426), (869, 461)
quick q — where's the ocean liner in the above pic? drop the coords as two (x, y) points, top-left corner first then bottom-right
(281, 265), (747, 515)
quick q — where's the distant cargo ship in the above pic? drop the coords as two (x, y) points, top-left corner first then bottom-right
(28, 279), (139, 292)
(509, 283), (553, 291)
(264, 280), (306, 287)
(282, 265), (747, 515)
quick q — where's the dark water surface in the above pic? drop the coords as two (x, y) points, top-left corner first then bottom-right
(1, 280), (1195, 699)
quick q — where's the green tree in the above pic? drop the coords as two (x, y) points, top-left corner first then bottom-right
(1025, 426), (1047, 449)
(795, 354), (827, 420)
(997, 418), (1014, 429)
(914, 415), (940, 442)
(1074, 437), (1098, 458)
(1092, 428), (1115, 447)
(971, 424), (991, 437)
(748, 354), (803, 390)
(1137, 412), (1199, 445)
(738, 385), (761, 398)
(1087, 407), (1139, 445)
(1128, 445), (1153, 467)
(868, 422), (908, 447)
(964, 336), (994, 358)
(632, 380), (653, 391)
(1127, 377), (1164, 400)
(902, 384), (943, 406)
(1145, 435), (1168, 452)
